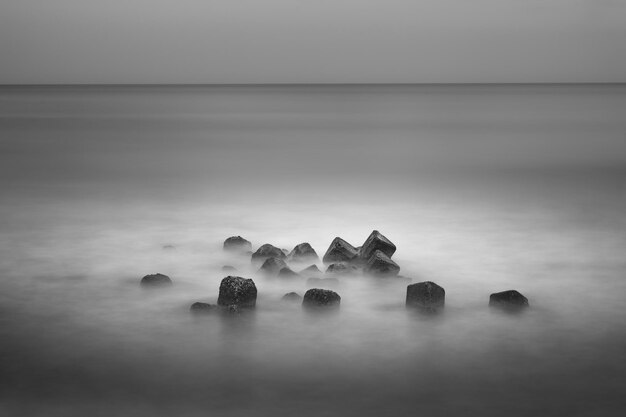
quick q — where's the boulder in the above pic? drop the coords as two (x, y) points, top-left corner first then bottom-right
(360, 230), (396, 261)
(223, 236), (252, 252)
(302, 289), (341, 309)
(306, 277), (340, 288)
(406, 281), (445, 312)
(300, 264), (322, 275)
(322, 237), (359, 264)
(278, 267), (300, 279)
(282, 292), (302, 302)
(222, 265), (237, 272)
(217, 276), (257, 309)
(140, 273), (172, 287)
(258, 257), (288, 275)
(489, 290), (529, 309)
(289, 243), (319, 262)
(325, 263), (358, 275)
(190, 302), (216, 314)
(363, 250), (400, 276)
(251, 244), (286, 262)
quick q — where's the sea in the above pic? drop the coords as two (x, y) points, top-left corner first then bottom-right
(1, 84), (625, 416)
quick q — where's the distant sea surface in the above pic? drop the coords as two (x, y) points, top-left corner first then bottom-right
(1, 85), (625, 416)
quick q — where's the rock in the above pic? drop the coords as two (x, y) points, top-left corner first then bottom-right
(306, 277), (340, 288)
(140, 273), (172, 287)
(162, 244), (175, 250)
(325, 263), (358, 275)
(289, 243), (319, 262)
(278, 267), (300, 279)
(300, 264), (322, 275)
(489, 290), (529, 309)
(190, 302), (216, 313)
(251, 244), (286, 262)
(217, 276), (257, 309)
(322, 237), (359, 264)
(302, 289), (341, 309)
(282, 292), (302, 302)
(360, 230), (396, 261)
(222, 265), (237, 272)
(223, 236), (252, 252)
(258, 257), (288, 275)
(363, 250), (400, 276)
(406, 281), (445, 312)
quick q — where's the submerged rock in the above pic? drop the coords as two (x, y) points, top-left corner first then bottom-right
(282, 292), (302, 302)
(360, 230), (396, 261)
(363, 250), (400, 276)
(162, 244), (176, 250)
(489, 290), (529, 309)
(306, 277), (340, 288)
(222, 265), (237, 272)
(278, 267), (300, 279)
(302, 288), (341, 309)
(190, 302), (216, 314)
(406, 281), (445, 312)
(322, 237), (359, 264)
(289, 243), (319, 262)
(258, 257), (288, 275)
(251, 244), (286, 262)
(300, 264), (322, 275)
(140, 273), (173, 287)
(223, 236), (252, 252)
(217, 276), (257, 309)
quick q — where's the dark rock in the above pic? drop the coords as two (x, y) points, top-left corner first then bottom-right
(406, 281), (445, 312)
(360, 230), (396, 261)
(223, 236), (252, 252)
(322, 237), (359, 264)
(489, 290), (529, 309)
(289, 243), (319, 262)
(307, 277), (340, 288)
(217, 276), (257, 309)
(300, 264), (322, 275)
(363, 250), (400, 276)
(251, 244), (286, 262)
(282, 292), (302, 302)
(190, 302), (216, 313)
(140, 273), (173, 287)
(325, 263), (358, 275)
(278, 267), (300, 279)
(302, 289), (341, 309)
(258, 257), (288, 275)
(222, 265), (237, 272)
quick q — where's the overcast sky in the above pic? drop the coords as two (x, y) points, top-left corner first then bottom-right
(1, 0), (625, 84)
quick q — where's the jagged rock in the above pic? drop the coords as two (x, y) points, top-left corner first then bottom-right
(217, 276), (257, 309)
(307, 277), (340, 288)
(322, 237), (359, 264)
(258, 257), (288, 275)
(300, 264), (322, 275)
(140, 273), (172, 287)
(223, 236), (252, 252)
(278, 267), (299, 279)
(302, 289), (341, 309)
(222, 265), (237, 272)
(363, 250), (400, 276)
(289, 243), (319, 262)
(360, 230), (396, 260)
(282, 292), (302, 302)
(251, 244), (286, 262)
(489, 290), (529, 309)
(406, 281), (445, 312)
(190, 302), (216, 313)
(325, 263), (358, 275)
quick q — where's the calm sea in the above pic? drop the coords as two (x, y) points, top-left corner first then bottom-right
(1, 85), (625, 416)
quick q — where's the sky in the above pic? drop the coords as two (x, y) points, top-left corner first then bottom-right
(0, 0), (625, 84)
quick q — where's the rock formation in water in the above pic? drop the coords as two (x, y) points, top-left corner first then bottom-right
(325, 263), (358, 276)
(302, 288), (341, 309)
(223, 236), (252, 252)
(258, 257), (288, 275)
(363, 250), (400, 276)
(140, 273), (173, 287)
(322, 237), (359, 264)
(359, 230), (396, 261)
(300, 264), (322, 275)
(489, 290), (529, 309)
(406, 281), (445, 312)
(282, 292), (302, 302)
(288, 243), (319, 263)
(251, 243), (286, 262)
(222, 265), (237, 272)
(190, 302), (216, 313)
(217, 276), (257, 309)
(277, 267), (300, 279)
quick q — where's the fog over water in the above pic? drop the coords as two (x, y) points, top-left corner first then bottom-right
(1, 85), (626, 416)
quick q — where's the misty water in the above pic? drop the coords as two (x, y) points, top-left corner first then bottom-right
(1, 85), (625, 416)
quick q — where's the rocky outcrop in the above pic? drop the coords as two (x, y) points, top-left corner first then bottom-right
(190, 302), (216, 313)
(140, 273), (172, 287)
(289, 243), (319, 262)
(363, 250), (400, 276)
(322, 237), (359, 264)
(360, 230), (396, 261)
(217, 276), (257, 309)
(277, 267), (299, 279)
(223, 236), (252, 252)
(489, 290), (529, 309)
(406, 281), (445, 312)
(251, 244), (286, 262)
(258, 257), (288, 275)
(302, 288), (341, 309)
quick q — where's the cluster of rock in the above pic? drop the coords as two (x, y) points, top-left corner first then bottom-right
(140, 230), (530, 315)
